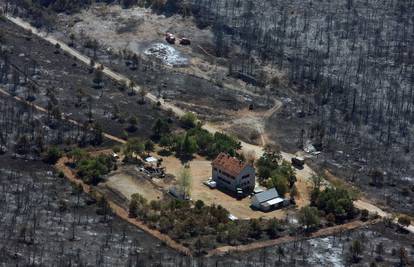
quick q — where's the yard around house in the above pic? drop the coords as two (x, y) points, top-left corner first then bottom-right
(95, 147), (313, 220)
(157, 153), (313, 220)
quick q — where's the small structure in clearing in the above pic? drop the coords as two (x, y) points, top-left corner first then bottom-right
(168, 186), (190, 201)
(251, 188), (285, 211)
(212, 153), (255, 195)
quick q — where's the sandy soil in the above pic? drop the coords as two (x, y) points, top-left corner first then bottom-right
(104, 166), (163, 201)
(66, 5), (217, 72)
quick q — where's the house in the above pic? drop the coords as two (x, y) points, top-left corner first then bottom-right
(212, 153), (255, 194)
(251, 188), (284, 211)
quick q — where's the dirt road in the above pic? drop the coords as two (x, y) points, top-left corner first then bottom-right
(208, 219), (380, 256)
(5, 14), (413, 234)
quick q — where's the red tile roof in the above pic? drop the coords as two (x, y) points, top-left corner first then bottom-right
(212, 153), (249, 177)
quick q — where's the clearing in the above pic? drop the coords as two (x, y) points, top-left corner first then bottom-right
(104, 165), (163, 202)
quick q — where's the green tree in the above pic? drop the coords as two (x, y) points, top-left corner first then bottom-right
(313, 187), (355, 221)
(195, 199), (205, 210)
(159, 134), (174, 150)
(127, 116), (138, 132)
(256, 150), (282, 179)
(180, 112), (197, 129)
(266, 218), (281, 238)
(68, 148), (87, 162)
(144, 140), (155, 155)
(128, 199), (138, 218)
(271, 175), (289, 196)
(248, 219), (262, 239)
(277, 160), (296, 187)
(178, 166), (192, 199)
(298, 206), (320, 231)
(42, 146), (62, 164)
(76, 155), (114, 185)
(152, 118), (170, 141)
(124, 138), (145, 157)
(178, 133), (198, 157)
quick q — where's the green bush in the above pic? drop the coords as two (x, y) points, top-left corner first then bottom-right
(42, 146), (62, 164)
(298, 206), (320, 230)
(180, 112), (198, 129)
(312, 187), (355, 222)
(157, 125), (241, 159)
(152, 118), (170, 141)
(76, 155), (115, 185)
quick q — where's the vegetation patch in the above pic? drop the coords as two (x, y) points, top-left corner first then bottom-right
(68, 148), (116, 185)
(128, 193), (290, 254)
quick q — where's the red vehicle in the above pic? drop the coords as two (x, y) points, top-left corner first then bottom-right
(165, 33), (176, 44)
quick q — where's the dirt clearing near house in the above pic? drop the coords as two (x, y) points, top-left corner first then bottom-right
(104, 165), (163, 202)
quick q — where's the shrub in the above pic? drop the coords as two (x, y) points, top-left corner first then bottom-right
(298, 206), (320, 231)
(42, 146), (62, 164)
(312, 187), (355, 222)
(360, 209), (369, 221)
(398, 216), (411, 227)
(180, 112), (197, 129)
(76, 155), (115, 185)
(256, 150), (282, 179)
(152, 118), (170, 141)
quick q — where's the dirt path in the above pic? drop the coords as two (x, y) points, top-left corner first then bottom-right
(6, 14), (413, 236)
(208, 219), (379, 256)
(55, 157), (192, 256)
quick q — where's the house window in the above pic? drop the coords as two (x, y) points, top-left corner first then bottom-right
(242, 174), (250, 179)
(218, 176), (231, 185)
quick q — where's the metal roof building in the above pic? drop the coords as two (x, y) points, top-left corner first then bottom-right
(251, 188), (284, 211)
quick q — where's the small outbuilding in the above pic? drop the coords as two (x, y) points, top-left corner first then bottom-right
(251, 188), (284, 211)
(168, 186), (190, 201)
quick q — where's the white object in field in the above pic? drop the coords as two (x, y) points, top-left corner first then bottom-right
(144, 43), (188, 67)
(145, 156), (158, 163)
(228, 214), (238, 221)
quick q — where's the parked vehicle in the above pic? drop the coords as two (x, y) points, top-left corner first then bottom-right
(203, 178), (217, 189)
(165, 33), (176, 44)
(179, 38), (191, 45)
(291, 156), (305, 168)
